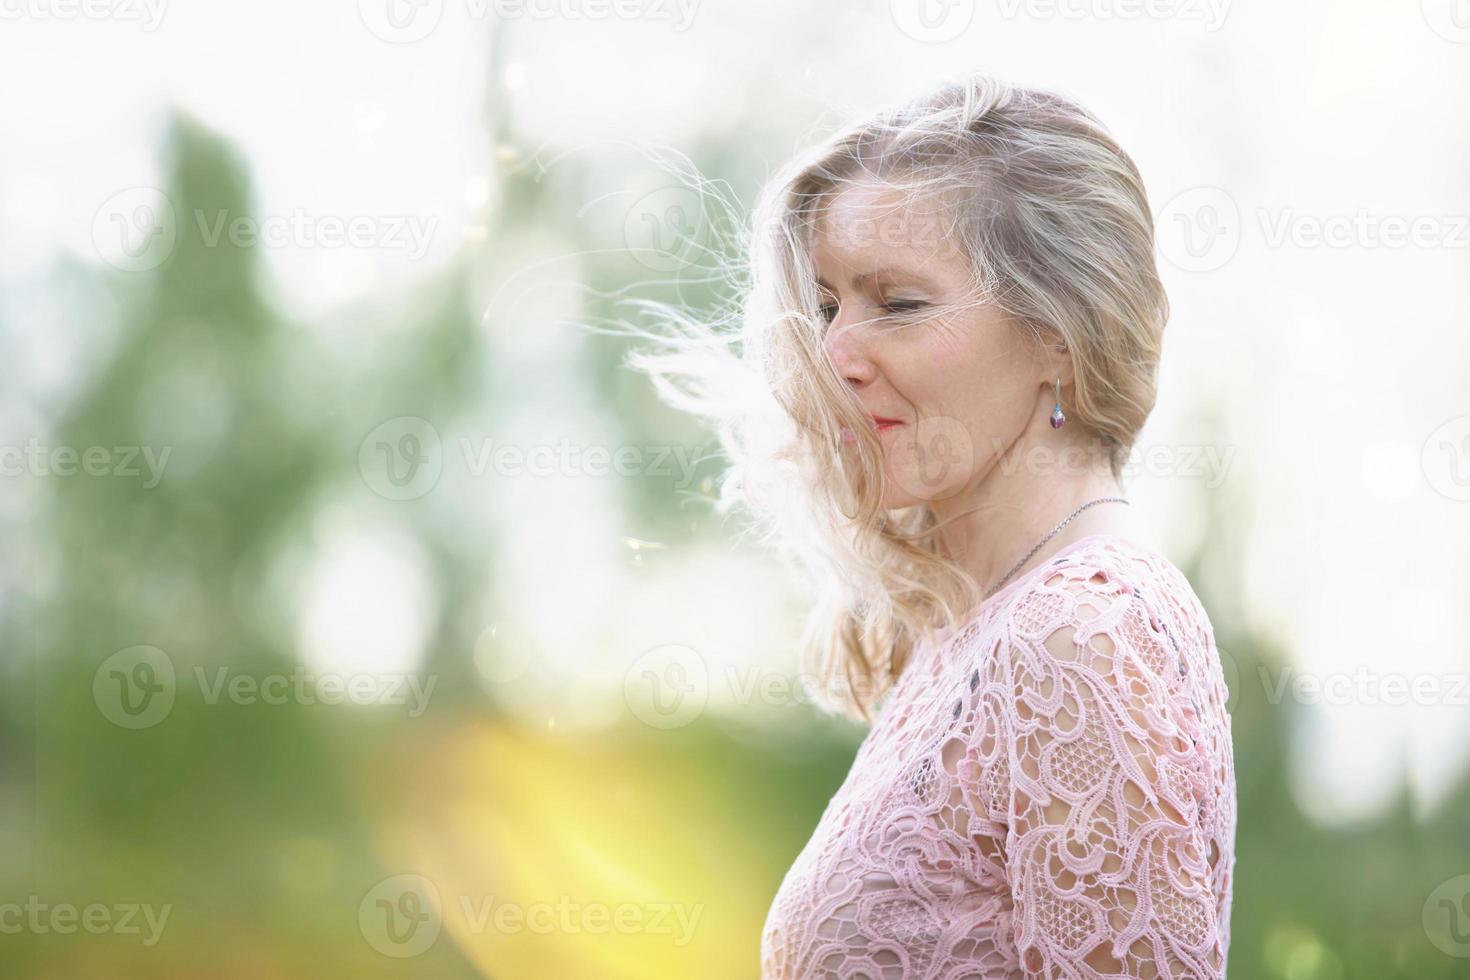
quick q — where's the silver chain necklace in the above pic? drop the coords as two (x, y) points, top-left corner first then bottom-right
(982, 497), (1130, 599)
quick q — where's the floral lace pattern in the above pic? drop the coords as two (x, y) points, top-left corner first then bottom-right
(760, 536), (1236, 979)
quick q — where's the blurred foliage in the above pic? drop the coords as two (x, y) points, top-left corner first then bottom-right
(2, 107), (1468, 980)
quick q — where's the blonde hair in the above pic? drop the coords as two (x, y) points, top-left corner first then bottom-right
(619, 73), (1168, 722)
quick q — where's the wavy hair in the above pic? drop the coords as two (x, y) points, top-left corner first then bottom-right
(620, 73), (1168, 722)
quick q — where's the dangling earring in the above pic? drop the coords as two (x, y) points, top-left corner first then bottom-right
(1049, 378), (1066, 429)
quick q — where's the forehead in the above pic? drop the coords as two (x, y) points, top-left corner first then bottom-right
(809, 181), (965, 286)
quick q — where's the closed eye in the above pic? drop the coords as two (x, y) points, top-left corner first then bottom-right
(880, 298), (928, 317)
(816, 298), (928, 326)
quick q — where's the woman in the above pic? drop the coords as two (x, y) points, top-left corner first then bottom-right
(629, 73), (1236, 978)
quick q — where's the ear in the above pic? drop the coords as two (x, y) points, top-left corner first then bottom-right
(1037, 328), (1075, 390)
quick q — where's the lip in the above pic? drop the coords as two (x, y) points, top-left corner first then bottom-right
(841, 416), (905, 444)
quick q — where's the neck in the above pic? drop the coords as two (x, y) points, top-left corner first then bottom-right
(930, 436), (1132, 601)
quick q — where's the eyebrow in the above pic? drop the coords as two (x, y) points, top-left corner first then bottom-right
(815, 267), (935, 292)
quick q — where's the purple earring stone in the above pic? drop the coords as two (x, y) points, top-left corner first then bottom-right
(1050, 403), (1065, 429)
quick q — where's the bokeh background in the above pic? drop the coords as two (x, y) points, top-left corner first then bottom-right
(4, 1), (1470, 977)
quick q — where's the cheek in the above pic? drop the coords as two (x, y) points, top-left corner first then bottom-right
(883, 329), (965, 404)
(912, 318), (1031, 419)
(880, 414), (979, 502)
(901, 328), (998, 418)
(929, 321), (973, 361)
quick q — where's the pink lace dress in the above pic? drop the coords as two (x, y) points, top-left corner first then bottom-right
(760, 534), (1236, 979)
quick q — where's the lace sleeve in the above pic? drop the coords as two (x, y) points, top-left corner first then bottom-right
(996, 566), (1227, 979)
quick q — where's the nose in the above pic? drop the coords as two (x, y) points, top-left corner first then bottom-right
(821, 318), (878, 388)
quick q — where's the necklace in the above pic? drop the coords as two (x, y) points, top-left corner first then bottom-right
(981, 497), (1130, 599)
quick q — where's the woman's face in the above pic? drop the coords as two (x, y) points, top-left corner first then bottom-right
(814, 181), (1054, 510)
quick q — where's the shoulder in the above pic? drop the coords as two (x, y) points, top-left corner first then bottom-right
(997, 536), (1212, 688)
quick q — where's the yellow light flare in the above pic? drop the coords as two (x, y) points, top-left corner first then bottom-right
(364, 718), (771, 980)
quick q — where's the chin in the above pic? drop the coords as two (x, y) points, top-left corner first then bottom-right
(881, 460), (960, 509)
(879, 477), (928, 511)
